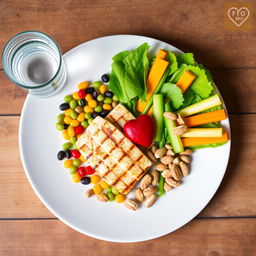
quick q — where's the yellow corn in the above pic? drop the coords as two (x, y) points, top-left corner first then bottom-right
(78, 81), (90, 90)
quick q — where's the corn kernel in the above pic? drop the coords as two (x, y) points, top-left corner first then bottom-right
(80, 155), (85, 162)
(67, 126), (75, 137)
(93, 184), (103, 194)
(72, 91), (81, 100)
(84, 106), (94, 113)
(77, 113), (85, 122)
(100, 180), (109, 189)
(91, 174), (101, 184)
(64, 116), (72, 125)
(65, 109), (72, 116)
(88, 99), (97, 108)
(103, 104), (112, 111)
(99, 85), (107, 94)
(78, 81), (90, 90)
(85, 94), (93, 101)
(64, 159), (73, 169)
(70, 120), (80, 127)
(115, 194), (126, 203)
(62, 130), (70, 140)
(72, 173), (81, 183)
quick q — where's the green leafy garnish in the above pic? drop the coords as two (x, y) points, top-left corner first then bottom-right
(109, 43), (150, 104)
(170, 65), (213, 99)
(176, 53), (195, 66)
(166, 51), (178, 75)
(160, 83), (184, 109)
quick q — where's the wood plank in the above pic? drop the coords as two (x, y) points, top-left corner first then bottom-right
(0, 117), (54, 218)
(0, 0), (256, 69)
(0, 115), (255, 218)
(0, 71), (27, 114)
(0, 219), (255, 256)
(0, 67), (256, 114)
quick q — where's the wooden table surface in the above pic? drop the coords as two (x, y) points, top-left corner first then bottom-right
(0, 0), (255, 255)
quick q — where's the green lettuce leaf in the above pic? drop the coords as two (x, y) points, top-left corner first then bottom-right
(160, 83), (184, 109)
(109, 43), (150, 103)
(176, 53), (195, 66)
(166, 52), (178, 75)
(170, 65), (213, 99)
(186, 141), (227, 150)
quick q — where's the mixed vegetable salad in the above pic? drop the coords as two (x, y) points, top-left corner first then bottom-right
(55, 43), (229, 210)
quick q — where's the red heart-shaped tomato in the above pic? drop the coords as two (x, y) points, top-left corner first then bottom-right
(124, 114), (155, 147)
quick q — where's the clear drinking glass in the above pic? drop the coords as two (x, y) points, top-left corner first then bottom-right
(2, 31), (67, 97)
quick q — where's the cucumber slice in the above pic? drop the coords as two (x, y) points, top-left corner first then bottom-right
(153, 94), (164, 142)
(164, 101), (184, 153)
(178, 94), (222, 117)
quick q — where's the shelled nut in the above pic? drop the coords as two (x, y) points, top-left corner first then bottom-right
(164, 182), (173, 192)
(144, 194), (157, 208)
(166, 177), (181, 187)
(154, 147), (167, 158)
(160, 155), (173, 165)
(180, 161), (190, 176)
(180, 155), (191, 164)
(170, 164), (183, 180)
(179, 149), (193, 156)
(143, 186), (157, 197)
(155, 163), (168, 171)
(134, 188), (144, 202)
(151, 170), (159, 186)
(124, 199), (139, 211)
(172, 125), (188, 136)
(140, 174), (152, 190)
(163, 112), (177, 120)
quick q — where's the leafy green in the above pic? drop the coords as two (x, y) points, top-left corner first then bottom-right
(196, 63), (212, 81)
(166, 52), (178, 75)
(170, 65), (213, 99)
(186, 142), (227, 150)
(124, 98), (138, 116)
(160, 83), (184, 109)
(176, 53), (195, 66)
(109, 43), (150, 104)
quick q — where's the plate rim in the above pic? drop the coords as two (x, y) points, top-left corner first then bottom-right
(19, 34), (231, 242)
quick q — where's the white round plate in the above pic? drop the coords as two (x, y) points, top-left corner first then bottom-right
(19, 35), (231, 242)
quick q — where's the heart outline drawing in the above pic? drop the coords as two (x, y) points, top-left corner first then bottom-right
(227, 7), (250, 27)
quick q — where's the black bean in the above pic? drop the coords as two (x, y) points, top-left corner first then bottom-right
(92, 112), (99, 119)
(101, 74), (109, 83)
(63, 124), (69, 129)
(85, 87), (95, 94)
(104, 91), (114, 98)
(57, 150), (66, 160)
(79, 99), (86, 107)
(65, 150), (72, 159)
(59, 103), (70, 111)
(92, 90), (98, 99)
(100, 110), (110, 118)
(81, 177), (91, 185)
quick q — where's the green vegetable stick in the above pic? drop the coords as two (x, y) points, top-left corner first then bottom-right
(164, 101), (184, 153)
(158, 174), (165, 196)
(153, 94), (164, 142)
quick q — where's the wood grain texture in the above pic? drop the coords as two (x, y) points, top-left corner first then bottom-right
(0, 219), (255, 256)
(0, 115), (255, 218)
(0, 117), (54, 218)
(0, 68), (256, 114)
(0, 0), (256, 69)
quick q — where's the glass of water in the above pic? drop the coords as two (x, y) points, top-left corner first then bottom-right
(2, 31), (67, 97)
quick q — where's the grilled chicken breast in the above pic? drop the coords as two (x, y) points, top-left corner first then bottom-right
(76, 104), (152, 194)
